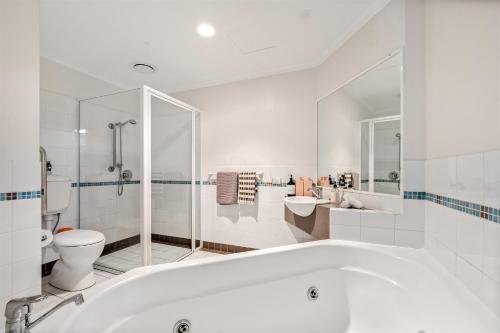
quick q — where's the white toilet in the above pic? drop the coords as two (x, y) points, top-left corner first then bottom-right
(44, 175), (106, 291)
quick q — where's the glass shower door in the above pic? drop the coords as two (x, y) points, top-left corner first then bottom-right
(143, 86), (200, 265)
(149, 95), (193, 264)
(373, 119), (401, 195)
(79, 89), (143, 273)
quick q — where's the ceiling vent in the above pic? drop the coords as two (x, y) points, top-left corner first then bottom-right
(132, 63), (156, 74)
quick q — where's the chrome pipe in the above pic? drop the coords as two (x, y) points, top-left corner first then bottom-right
(39, 146), (47, 216)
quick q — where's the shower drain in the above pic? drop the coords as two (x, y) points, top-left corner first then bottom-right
(307, 286), (319, 301)
(173, 319), (191, 333)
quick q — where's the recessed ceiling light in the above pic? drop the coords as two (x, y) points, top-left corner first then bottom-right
(132, 63), (156, 74)
(197, 24), (215, 38)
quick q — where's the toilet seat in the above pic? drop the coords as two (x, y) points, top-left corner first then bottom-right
(54, 229), (105, 247)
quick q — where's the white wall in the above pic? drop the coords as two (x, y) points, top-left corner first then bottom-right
(317, 90), (366, 178)
(423, 0), (500, 316)
(425, 0), (500, 159)
(174, 68), (318, 182)
(0, 0), (41, 326)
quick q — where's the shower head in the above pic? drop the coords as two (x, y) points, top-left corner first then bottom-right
(119, 119), (137, 127)
(395, 133), (401, 139)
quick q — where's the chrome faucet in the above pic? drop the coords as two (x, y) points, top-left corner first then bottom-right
(308, 186), (321, 199)
(5, 293), (84, 333)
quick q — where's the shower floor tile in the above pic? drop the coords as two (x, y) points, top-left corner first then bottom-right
(95, 242), (197, 273)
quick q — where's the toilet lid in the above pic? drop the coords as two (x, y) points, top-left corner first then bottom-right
(54, 229), (105, 247)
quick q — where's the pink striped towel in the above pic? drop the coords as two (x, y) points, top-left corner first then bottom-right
(216, 172), (238, 205)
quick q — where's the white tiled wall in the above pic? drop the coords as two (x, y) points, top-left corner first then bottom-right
(80, 184), (140, 244)
(0, 0), (42, 327)
(40, 58), (122, 263)
(328, 159), (425, 249)
(40, 90), (80, 258)
(330, 205), (424, 248)
(79, 91), (141, 245)
(425, 150), (500, 316)
(201, 185), (314, 249)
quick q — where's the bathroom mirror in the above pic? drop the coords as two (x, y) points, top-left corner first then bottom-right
(317, 52), (402, 196)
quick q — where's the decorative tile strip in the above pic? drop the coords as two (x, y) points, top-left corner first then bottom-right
(361, 179), (400, 184)
(77, 180), (140, 187)
(152, 180), (201, 185)
(202, 180), (287, 187)
(0, 190), (41, 201)
(74, 180), (288, 187)
(404, 191), (499, 223)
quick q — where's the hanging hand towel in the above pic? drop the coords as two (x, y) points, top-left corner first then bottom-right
(216, 172), (239, 205)
(238, 171), (256, 204)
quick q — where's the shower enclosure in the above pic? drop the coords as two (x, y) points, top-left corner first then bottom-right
(360, 116), (401, 195)
(79, 86), (201, 273)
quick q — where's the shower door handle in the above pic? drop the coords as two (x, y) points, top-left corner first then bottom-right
(108, 123), (116, 172)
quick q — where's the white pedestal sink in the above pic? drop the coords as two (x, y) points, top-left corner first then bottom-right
(284, 196), (319, 217)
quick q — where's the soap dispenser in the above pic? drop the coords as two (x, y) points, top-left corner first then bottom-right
(287, 175), (296, 197)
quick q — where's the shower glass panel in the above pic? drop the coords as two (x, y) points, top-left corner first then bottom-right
(360, 122), (370, 192)
(79, 86), (200, 274)
(373, 119), (401, 195)
(150, 95), (194, 263)
(79, 89), (142, 273)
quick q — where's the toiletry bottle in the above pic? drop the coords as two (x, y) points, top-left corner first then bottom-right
(303, 177), (313, 196)
(296, 177), (304, 196)
(330, 183), (339, 203)
(328, 174), (333, 186)
(287, 175), (296, 197)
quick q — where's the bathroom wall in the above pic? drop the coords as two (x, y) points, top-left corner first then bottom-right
(174, 69), (318, 182)
(423, 0), (500, 316)
(0, 0), (42, 325)
(314, 0), (426, 248)
(174, 0), (428, 250)
(425, 0), (500, 159)
(175, 69), (318, 248)
(317, 89), (366, 180)
(40, 57), (122, 262)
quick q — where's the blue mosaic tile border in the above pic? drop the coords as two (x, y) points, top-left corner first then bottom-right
(361, 179), (400, 184)
(202, 181), (286, 187)
(72, 180), (287, 187)
(152, 180), (201, 185)
(77, 180), (141, 187)
(0, 190), (41, 201)
(404, 191), (499, 223)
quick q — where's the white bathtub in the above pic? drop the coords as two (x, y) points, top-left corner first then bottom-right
(36, 240), (499, 333)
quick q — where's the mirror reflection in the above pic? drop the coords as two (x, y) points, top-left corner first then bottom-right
(317, 52), (402, 196)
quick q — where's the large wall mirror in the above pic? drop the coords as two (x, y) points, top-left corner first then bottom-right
(317, 51), (402, 196)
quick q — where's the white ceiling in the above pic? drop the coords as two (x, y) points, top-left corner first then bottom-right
(40, 0), (390, 93)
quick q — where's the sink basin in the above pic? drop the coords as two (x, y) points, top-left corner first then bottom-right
(284, 196), (317, 217)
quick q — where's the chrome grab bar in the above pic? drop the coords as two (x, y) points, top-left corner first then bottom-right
(39, 146), (47, 216)
(108, 123), (116, 172)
